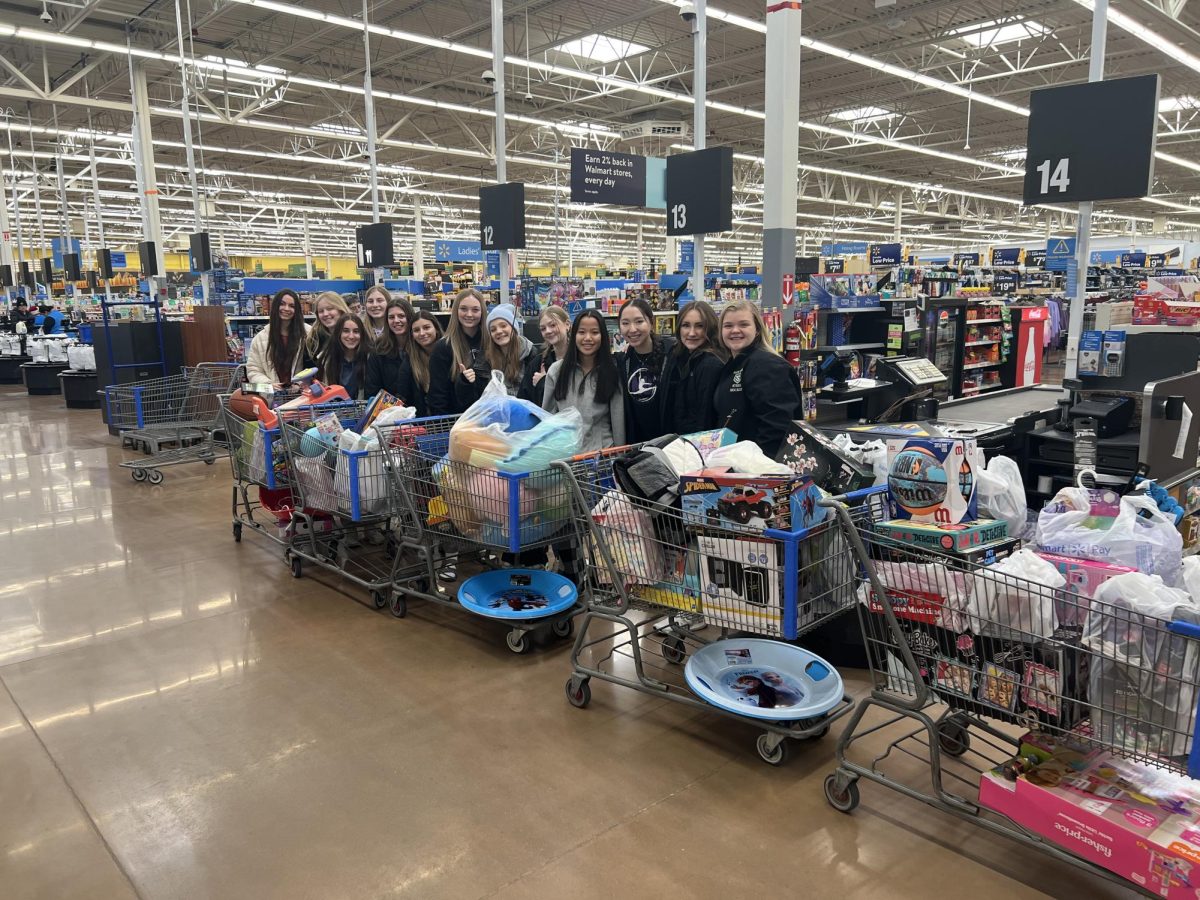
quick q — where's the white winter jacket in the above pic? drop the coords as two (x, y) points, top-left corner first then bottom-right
(245, 324), (310, 385)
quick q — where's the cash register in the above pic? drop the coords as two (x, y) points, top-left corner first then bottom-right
(816, 355), (948, 423)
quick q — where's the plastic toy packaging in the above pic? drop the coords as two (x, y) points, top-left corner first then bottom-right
(1084, 572), (1200, 759)
(1036, 487), (1184, 586)
(591, 490), (665, 586)
(967, 548), (1063, 641)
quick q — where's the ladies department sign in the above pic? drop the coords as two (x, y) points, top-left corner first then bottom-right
(570, 148), (665, 208)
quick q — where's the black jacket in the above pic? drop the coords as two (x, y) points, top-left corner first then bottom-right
(660, 348), (724, 437)
(617, 334), (676, 443)
(712, 346), (802, 459)
(365, 350), (407, 400)
(453, 336), (540, 409)
(518, 345), (558, 406)
(426, 331), (483, 415)
(395, 356), (429, 419)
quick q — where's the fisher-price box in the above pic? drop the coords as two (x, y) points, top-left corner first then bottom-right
(698, 536), (786, 637)
(1034, 552), (1138, 627)
(980, 735), (1200, 897)
(681, 469), (826, 533)
(885, 438), (983, 524)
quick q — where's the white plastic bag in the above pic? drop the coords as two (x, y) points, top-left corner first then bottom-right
(46, 339), (68, 363)
(67, 344), (96, 371)
(968, 548), (1063, 640)
(976, 455), (1027, 538)
(1036, 487), (1184, 585)
(705, 440), (793, 475)
(335, 429), (388, 518)
(832, 434), (888, 485)
(1085, 572), (1200, 758)
(371, 405), (416, 429)
(28, 340), (49, 363)
(856, 559), (972, 632)
(1183, 557), (1200, 606)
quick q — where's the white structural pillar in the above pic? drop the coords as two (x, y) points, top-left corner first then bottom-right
(490, 0), (510, 305)
(760, 0), (803, 309)
(174, 0), (207, 301)
(85, 109), (113, 303)
(129, 61), (166, 284)
(637, 220), (644, 271)
(690, 0), (706, 289)
(0, 156), (12, 306)
(362, 0), (380, 223)
(893, 189), (903, 241)
(1065, 0), (1108, 381)
(302, 213), (313, 278)
(5, 120), (26, 293)
(413, 200), (425, 281)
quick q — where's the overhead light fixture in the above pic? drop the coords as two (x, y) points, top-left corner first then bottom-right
(554, 34), (650, 63)
(951, 18), (1049, 49)
(1071, 0), (1200, 75)
(830, 105), (896, 123)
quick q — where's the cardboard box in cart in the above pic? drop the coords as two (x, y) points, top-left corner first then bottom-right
(885, 438), (983, 525)
(681, 468), (825, 532)
(774, 420), (875, 494)
(698, 536), (786, 637)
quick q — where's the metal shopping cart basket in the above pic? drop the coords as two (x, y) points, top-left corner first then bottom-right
(555, 447), (879, 765)
(276, 404), (406, 608)
(380, 414), (581, 654)
(820, 496), (1200, 894)
(105, 362), (242, 484)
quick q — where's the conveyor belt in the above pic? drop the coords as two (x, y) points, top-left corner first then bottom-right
(939, 386), (1066, 424)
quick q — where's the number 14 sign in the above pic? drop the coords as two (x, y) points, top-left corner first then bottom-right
(1023, 74), (1160, 206)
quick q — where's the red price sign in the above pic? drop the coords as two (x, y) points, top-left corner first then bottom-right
(781, 273), (795, 306)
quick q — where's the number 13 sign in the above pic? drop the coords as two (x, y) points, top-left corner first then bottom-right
(1023, 74), (1159, 206)
(665, 147), (734, 236)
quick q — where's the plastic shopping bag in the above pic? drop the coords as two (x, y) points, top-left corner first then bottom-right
(47, 340), (68, 363)
(450, 371), (581, 471)
(855, 559), (972, 632)
(976, 455), (1028, 539)
(832, 434), (888, 485)
(591, 490), (666, 586)
(292, 455), (338, 512)
(334, 429), (389, 519)
(967, 548), (1063, 641)
(1184, 557), (1200, 606)
(67, 344), (96, 370)
(1036, 487), (1184, 586)
(705, 441), (793, 475)
(1085, 572), (1200, 759)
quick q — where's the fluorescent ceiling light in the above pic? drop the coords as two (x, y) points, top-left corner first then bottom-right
(554, 34), (649, 63)
(953, 18), (1049, 49)
(311, 122), (364, 137)
(1072, 0), (1200, 75)
(830, 105), (895, 123)
(992, 147), (1027, 162)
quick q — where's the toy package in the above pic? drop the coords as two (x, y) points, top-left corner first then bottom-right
(699, 535), (785, 636)
(981, 735), (1200, 897)
(886, 438), (983, 524)
(774, 420), (875, 494)
(680, 468), (826, 533)
(1034, 552), (1137, 627)
(875, 517), (1007, 553)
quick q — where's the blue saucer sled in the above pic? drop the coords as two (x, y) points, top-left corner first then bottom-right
(458, 569), (579, 653)
(684, 639), (844, 723)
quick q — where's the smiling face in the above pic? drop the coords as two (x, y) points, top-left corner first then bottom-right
(619, 306), (652, 353)
(489, 319), (514, 346)
(364, 291), (387, 321)
(539, 313), (567, 348)
(679, 308), (709, 352)
(316, 298), (341, 329)
(574, 315), (602, 361)
(721, 309), (758, 355)
(340, 318), (362, 353)
(277, 294), (296, 321)
(411, 317), (438, 348)
(457, 295), (483, 332)
(387, 305), (408, 336)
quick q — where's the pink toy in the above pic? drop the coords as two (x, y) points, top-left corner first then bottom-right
(1035, 552), (1138, 627)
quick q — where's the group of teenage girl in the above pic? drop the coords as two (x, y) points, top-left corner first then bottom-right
(245, 285), (802, 459)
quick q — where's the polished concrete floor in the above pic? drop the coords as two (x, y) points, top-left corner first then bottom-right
(0, 387), (1135, 899)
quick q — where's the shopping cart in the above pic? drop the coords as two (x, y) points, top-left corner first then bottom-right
(555, 448), (878, 765)
(105, 363), (242, 484)
(276, 404), (402, 608)
(820, 496), (1200, 893)
(381, 414), (581, 653)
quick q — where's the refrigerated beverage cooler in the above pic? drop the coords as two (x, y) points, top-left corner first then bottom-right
(918, 296), (967, 397)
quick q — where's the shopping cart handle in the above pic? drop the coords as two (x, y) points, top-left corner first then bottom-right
(821, 485), (887, 505)
(1169, 620), (1200, 640)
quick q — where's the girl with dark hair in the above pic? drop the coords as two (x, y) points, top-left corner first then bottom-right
(320, 313), (369, 400)
(365, 297), (416, 398)
(660, 300), (725, 436)
(616, 297), (675, 442)
(394, 310), (444, 417)
(246, 289), (309, 387)
(427, 288), (487, 415)
(542, 309), (624, 451)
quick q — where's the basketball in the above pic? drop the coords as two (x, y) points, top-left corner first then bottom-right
(887, 446), (949, 516)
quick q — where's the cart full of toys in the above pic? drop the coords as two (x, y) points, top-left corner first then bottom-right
(821, 434), (1200, 897)
(555, 428), (873, 766)
(104, 362), (242, 484)
(379, 373), (584, 654)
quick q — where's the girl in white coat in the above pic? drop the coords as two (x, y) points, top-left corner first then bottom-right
(245, 289), (310, 387)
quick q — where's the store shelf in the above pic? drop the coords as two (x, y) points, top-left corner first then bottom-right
(815, 342), (885, 351)
(820, 306), (886, 314)
(964, 339), (1000, 346)
(966, 318), (1003, 325)
(962, 360), (1003, 370)
(961, 382), (1006, 393)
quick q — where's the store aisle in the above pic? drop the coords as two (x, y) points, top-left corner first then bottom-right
(0, 388), (1134, 899)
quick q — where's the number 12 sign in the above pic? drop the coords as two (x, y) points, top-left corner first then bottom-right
(1023, 74), (1160, 206)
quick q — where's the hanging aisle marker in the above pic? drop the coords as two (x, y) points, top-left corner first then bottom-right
(665, 147), (734, 237)
(478, 183), (526, 250)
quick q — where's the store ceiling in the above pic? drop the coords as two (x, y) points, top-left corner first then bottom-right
(2, 0), (1200, 264)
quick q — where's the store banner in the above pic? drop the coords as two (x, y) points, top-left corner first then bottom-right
(954, 252), (980, 266)
(110, 251), (127, 270)
(1090, 249), (1123, 265)
(679, 240), (695, 273)
(991, 247), (1021, 266)
(434, 239), (483, 262)
(1045, 237), (1076, 272)
(1120, 251), (1147, 267)
(820, 241), (868, 256)
(485, 251), (500, 277)
(570, 148), (649, 207)
(869, 243), (902, 267)
(51, 237), (81, 269)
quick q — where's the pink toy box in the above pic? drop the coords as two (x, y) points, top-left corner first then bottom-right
(980, 733), (1200, 896)
(1034, 552), (1137, 627)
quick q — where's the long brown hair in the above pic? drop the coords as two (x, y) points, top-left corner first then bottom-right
(672, 300), (724, 361)
(267, 289), (306, 383)
(485, 318), (524, 384)
(375, 296), (415, 357)
(407, 310), (445, 393)
(362, 284), (390, 340)
(304, 291), (350, 357)
(320, 313), (368, 395)
(444, 288), (488, 374)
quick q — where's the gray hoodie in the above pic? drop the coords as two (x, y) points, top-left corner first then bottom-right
(541, 359), (626, 452)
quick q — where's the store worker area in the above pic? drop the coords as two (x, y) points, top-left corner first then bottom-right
(10, 0), (1200, 897)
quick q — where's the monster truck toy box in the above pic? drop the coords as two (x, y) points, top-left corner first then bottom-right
(774, 420), (875, 494)
(980, 734), (1200, 897)
(680, 468), (826, 533)
(885, 437), (983, 524)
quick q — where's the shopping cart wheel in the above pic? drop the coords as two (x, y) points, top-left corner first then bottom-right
(371, 590), (388, 610)
(147, 469), (164, 486)
(203, 456), (216, 465)
(131, 469), (147, 482)
(756, 734), (790, 767)
(506, 629), (532, 654)
(232, 522), (242, 543)
(551, 618), (574, 640)
(662, 635), (686, 665)
(390, 594), (408, 619)
(290, 555), (303, 579)
(564, 677), (591, 708)
(937, 719), (971, 757)
(823, 773), (860, 813)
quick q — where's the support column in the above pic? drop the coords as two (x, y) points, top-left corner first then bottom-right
(302, 213), (313, 279)
(413, 200), (425, 283)
(637, 220), (644, 271)
(760, 0), (803, 310)
(86, 110), (113, 304)
(29, 110), (47, 265)
(0, 154), (12, 306)
(893, 189), (903, 242)
(491, 0), (510, 305)
(130, 61), (166, 284)
(1064, 0), (1108, 381)
(6, 120), (27, 298)
(690, 0), (707, 289)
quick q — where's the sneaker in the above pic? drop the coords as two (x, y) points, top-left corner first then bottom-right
(438, 565), (458, 583)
